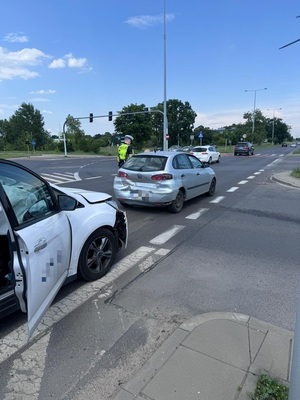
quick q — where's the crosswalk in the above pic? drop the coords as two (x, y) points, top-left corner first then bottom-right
(40, 172), (80, 184)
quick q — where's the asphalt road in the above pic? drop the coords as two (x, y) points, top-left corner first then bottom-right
(0, 147), (299, 399)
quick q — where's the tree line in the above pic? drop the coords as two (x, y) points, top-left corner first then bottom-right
(0, 101), (294, 153)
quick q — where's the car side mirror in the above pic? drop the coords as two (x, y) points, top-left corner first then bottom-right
(58, 195), (77, 211)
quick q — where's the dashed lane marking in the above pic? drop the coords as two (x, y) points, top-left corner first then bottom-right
(185, 208), (209, 220)
(209, 196), (225, 204)
(227, 187), (239, 192)
(150, 225), (185, 245)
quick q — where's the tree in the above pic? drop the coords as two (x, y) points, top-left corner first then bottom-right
(265, 117), (292, 144)
(64, 115), (86, 151)
(7, 102), (50, 150)
(243, 109), (268, 144)
(153, 100), (197, 147)
(113, 104), (152, 150)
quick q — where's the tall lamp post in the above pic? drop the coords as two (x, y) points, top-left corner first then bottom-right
(267, 108), (282, 145)
(245, 88), (267, 136)
(163, 0), (168, 151)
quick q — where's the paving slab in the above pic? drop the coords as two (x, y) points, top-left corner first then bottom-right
(142, 346), (246, 400)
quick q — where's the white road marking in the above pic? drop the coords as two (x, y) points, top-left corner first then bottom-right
(254, 172), (261, 175)
(247, 176), (255, 179)
(185, 208), (209, 220)
(150, 225), (185, 245)
(86, 175), (102, 180)
(227, 187), (239, 192)
(209, 196), (225, 203)
(238, 180), (248, 184)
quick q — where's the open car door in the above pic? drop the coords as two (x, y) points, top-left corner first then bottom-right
(0, 160), (72, 337)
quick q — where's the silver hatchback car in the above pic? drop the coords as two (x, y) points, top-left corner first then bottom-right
(113, 151), (216, 213)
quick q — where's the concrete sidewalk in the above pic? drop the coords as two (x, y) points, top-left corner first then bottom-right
(113, 312), (293, 400)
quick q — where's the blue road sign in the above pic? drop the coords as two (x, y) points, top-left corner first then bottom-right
(198, 132), (203, 138)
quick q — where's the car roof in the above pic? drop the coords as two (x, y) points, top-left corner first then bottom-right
(133, 151), (184, 157)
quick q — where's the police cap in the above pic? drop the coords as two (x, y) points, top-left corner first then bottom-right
(124, 135), (134, 141)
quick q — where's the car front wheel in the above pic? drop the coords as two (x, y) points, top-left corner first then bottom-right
(78, 228), (117, 281)
(168, 190), (184, 213)
(206, 178), (216, 196)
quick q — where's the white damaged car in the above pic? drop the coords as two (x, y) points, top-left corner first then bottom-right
(0, 159), (128, 336)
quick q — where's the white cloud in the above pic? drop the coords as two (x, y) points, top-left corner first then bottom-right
(42, 110), (53, 114)
(48, 53), (88, 69)
(0, 46), (50, 80)
(48, 58), (66, 69)
(125, 13), (175, 28)
(2, 33), (29, 43)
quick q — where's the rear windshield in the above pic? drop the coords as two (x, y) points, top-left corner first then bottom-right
(122, 155), (167, 172)
(193, 147), (207, 152)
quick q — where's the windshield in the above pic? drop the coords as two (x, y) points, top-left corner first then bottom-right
(122, 155), (167, 172)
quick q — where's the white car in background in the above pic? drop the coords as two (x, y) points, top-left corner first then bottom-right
(190, 145), (221, 164)
(0, 160), (128, 336)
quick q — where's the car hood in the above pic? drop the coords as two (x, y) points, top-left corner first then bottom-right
(52, 185), (112, 204)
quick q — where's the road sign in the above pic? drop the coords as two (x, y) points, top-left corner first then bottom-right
(31, 141), (36, 146)
(198, 132), (203, 138)
(166, 133), (169, 140)
(243, 134), (247, 139)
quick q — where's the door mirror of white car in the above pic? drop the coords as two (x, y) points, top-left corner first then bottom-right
(58, 195), (77, 211)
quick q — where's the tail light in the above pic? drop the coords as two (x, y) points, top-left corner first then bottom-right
(202, 152), (208, 155)
(151, 173), (173, 181)
(117, 171), (129, 178)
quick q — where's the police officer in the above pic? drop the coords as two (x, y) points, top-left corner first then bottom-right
(118, 135), (134, 167)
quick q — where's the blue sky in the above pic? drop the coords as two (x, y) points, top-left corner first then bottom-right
(1, 0), (299, 139)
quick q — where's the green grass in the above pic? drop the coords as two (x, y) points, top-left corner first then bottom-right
(291, 167), (300, 179)
(249, 375), (288, 400)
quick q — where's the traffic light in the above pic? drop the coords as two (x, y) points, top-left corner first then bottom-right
(108, 111), (113, 121)
(144, 107), (149, 116)
(89, 113), (93, 123)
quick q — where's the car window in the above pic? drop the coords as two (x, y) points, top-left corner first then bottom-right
(0, 164), (56, 226)
(122, 155), (167, 172)
(187, 155), (202, 168)
(193, 147), (207, 152)
(173, 154), (192, 169)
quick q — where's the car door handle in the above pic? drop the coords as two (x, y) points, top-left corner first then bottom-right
(34, 238), (47, 252)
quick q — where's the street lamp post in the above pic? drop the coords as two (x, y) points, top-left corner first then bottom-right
(267, 108), (282, 145)
(163, 0), (168, 151)
(245, 88), (267, 136)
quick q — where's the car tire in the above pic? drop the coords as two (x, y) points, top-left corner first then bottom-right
(216, 156), (220, 163)
(168, 190), (184, 213)
(208, 157), (212, 165)
(78, 228), (117, 281)
(234, 153), (237, 156)
(206, 178), (216, 196)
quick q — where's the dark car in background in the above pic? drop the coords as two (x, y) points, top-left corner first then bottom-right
(234, 142), (254, 156)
